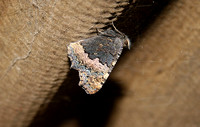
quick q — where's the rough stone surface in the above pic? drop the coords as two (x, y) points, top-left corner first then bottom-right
(0, 0), (200, 127)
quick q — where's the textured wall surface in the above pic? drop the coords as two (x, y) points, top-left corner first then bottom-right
(0, 0), (199, 127)
(109, 0), (200, 127)
(0, 0), (129, 126)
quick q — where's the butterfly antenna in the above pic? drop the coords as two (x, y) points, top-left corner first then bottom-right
(112, 21), (131, 50)
(96, 28), (104, 35)
(111, 21), (124, 36)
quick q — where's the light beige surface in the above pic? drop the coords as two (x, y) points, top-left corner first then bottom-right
(0, 0), (129, 126)
(109, 0), (200, 127)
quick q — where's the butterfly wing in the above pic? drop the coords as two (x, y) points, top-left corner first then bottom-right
(67, 30), (125, 94)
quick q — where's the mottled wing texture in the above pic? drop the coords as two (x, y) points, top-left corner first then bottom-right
(67, 30), (126, 94)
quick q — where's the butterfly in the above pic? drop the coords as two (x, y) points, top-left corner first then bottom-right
(67, 23), (130, 94)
